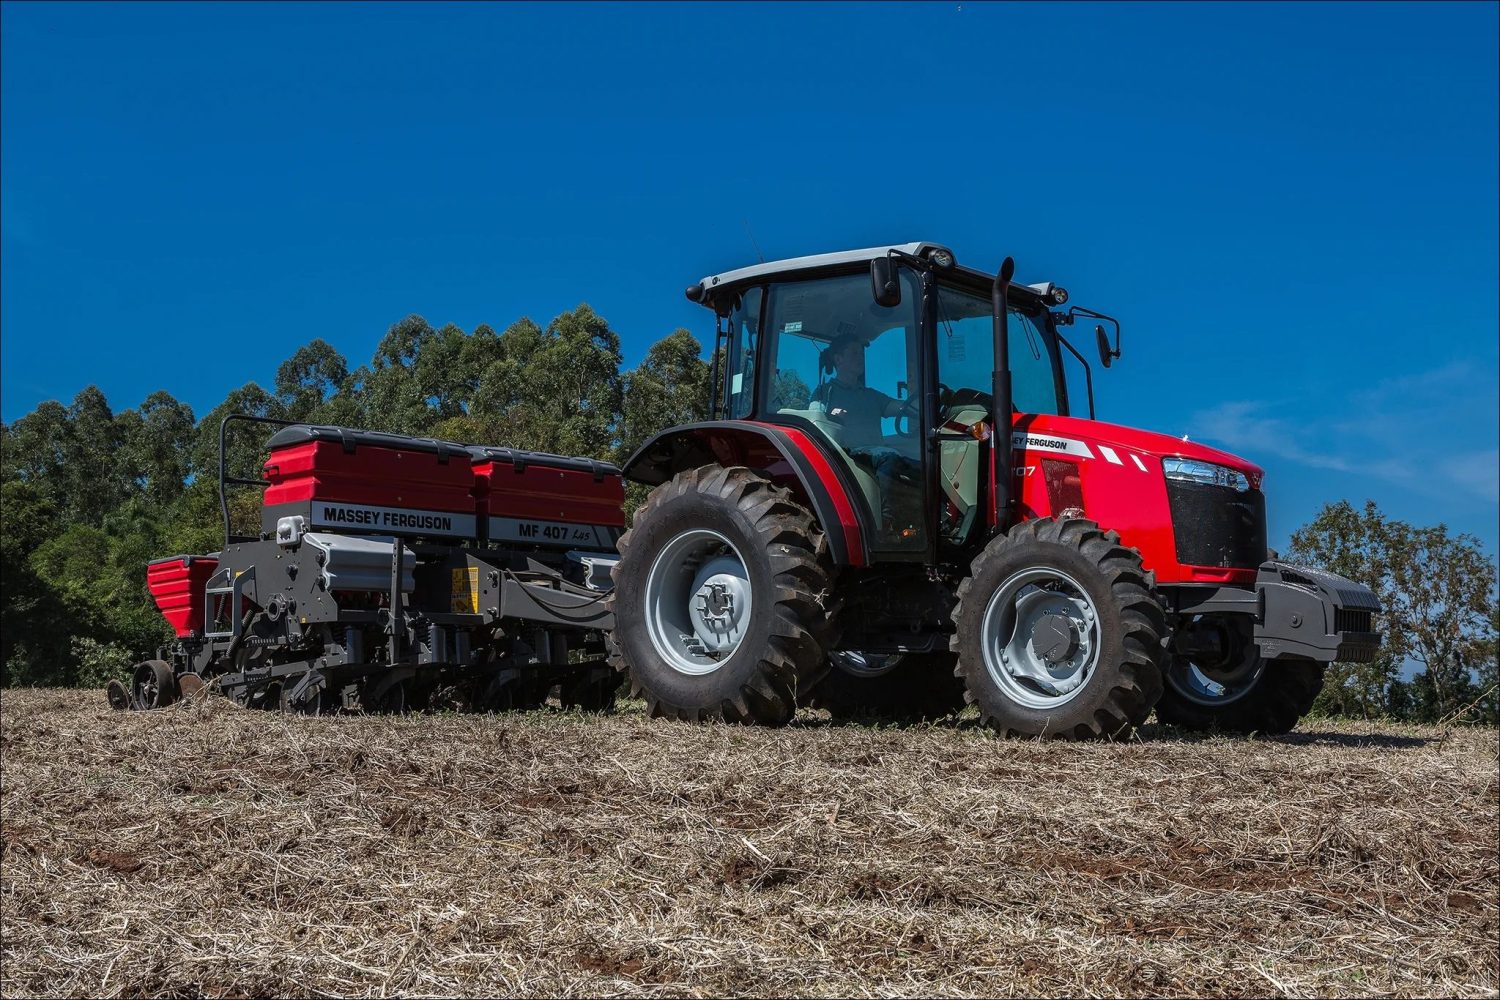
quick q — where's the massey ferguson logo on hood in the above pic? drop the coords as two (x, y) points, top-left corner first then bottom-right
(1011, 433), (1150, 472)
(1011, 432), (1095, 459)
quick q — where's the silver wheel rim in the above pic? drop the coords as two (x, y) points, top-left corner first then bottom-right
(644, 529), (752, 676)
(830, 651), (904, 679)
(981, 567), (1101, 709)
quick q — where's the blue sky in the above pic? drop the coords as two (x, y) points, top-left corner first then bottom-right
(3, 1), (1496, 553)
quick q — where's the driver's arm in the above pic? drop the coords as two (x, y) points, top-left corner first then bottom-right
(878, 393), (911, 418)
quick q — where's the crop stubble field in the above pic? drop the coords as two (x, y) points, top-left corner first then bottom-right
(0, 689), (1496, 998)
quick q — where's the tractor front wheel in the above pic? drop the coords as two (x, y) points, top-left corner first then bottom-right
(1156, 614), (1325, 733)
(608, 465), (835, 725)
(952, 518), (1166, 739)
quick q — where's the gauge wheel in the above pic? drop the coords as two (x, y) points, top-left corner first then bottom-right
(130, 660), (177, 710)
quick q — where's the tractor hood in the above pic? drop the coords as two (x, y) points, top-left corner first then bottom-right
(1019, 413), (1265, 487)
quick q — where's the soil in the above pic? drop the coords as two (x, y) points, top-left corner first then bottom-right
(1, 689), (1495, 997)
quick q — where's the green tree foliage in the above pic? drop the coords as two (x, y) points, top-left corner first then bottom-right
(6, 400), (74, 508)
(770, 370), (812, 412)
(118, 391), (196, 506)
(618, 328), (711, 461)
(617, 329), (713, 517)
(275, 339), (350, 423)
(6, 389), (131, 523)
(1289, 500), (1498, 724)
(1, 481), (70, 685)
(193, 383), (284, 483)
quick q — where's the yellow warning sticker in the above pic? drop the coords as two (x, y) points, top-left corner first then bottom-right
(451, 566), (481, 614)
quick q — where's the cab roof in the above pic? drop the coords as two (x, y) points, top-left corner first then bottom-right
(691, 242), (1046, 310)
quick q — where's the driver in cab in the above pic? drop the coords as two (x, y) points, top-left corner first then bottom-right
(816, 334), (920, 538)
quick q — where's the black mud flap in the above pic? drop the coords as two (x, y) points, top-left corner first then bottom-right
(1254, 562), (1382, 663)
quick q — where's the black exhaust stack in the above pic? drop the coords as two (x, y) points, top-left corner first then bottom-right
(991, 256), (1015, 530)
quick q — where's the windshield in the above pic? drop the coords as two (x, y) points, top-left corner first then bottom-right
(935, 284), (1065, 416)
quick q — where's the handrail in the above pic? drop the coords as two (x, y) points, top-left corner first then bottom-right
(219, 413), (302, 549)
(1055, 333), (1096, 421)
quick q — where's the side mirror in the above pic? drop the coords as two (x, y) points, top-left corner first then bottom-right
(870, 257), (901, 307)
(1095, 324), (1114, 368)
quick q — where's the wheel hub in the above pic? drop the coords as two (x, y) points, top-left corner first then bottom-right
(645, 530), (753, 676)
(689, 556), (751, 654)
(982, 569), (1101, 707)
(1033, 612), (1080, 664)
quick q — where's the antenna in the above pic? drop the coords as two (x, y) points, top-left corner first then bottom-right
(742, 220), (765, 263)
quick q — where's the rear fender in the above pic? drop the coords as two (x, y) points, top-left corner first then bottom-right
(622, 421), (867, 566)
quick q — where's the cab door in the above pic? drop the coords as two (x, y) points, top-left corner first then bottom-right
(758, 269), (931, 560)
(931, 282), (1070, 550)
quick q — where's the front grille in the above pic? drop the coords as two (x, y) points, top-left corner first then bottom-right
(1335, 607), (1374, 634)
(1166, 480), (1267, 569)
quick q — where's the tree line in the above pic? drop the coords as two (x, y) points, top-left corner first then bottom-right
(1, 306), (1493, 723)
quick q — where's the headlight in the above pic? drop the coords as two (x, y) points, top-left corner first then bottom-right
(1162, 457), (1252, 492)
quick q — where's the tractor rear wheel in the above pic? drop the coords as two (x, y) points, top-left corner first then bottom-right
(608, 465), (835, 725)
(806, 651), (966, 723)
(1156, 615), (1325, 733)
(952, 517), (1166, 739)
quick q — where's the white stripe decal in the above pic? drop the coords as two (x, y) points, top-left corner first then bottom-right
(1099, 445), (1123, 465)
(1130, 454), (1148, 472)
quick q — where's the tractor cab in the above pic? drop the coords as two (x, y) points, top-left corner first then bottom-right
(700, 242), (1073, 561)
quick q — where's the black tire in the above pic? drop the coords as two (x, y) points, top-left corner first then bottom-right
(607, 465), (835, 725)
(131, 660), (177, 710)
(1156, 639), (1326, 735)
(806, 651), (966, 723)
(951, 517), (1166, 739)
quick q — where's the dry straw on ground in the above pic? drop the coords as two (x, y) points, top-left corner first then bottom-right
(1, 688), (1496, 998)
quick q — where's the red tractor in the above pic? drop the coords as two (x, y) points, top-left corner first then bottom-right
(610, 243), (1381, 736)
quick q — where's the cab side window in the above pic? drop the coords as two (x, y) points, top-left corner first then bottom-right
(724, 286), (763, 420)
